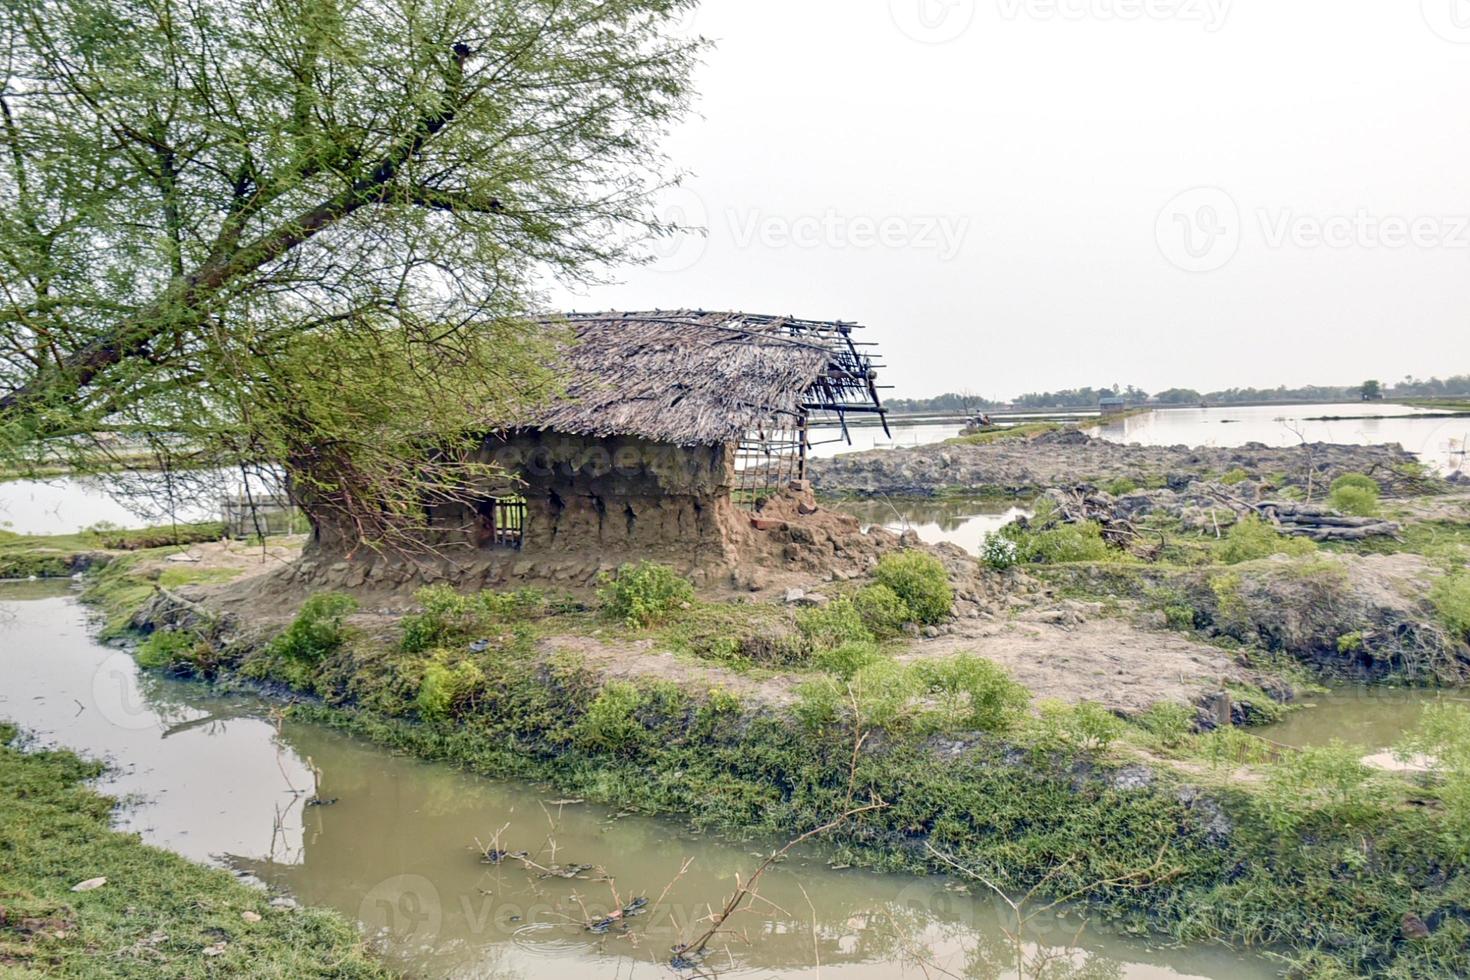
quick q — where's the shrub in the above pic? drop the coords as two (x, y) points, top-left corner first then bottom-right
(268, 592), (357, 664)
(1163, 605), (1196, 630)
(1135, 702), (1195, 750)
(913, 655), (1030, 733)
(597, 562), (695, 628)
(1430, 572), (1470, 642)
(997, 504), (1117, 564)
(135, 630), (202, 671)
(796, 599), (873, 651)
(979, 532), (1019, 571)
(795, 660), (920, 733)
(1034, 700), (1124, 753)
(1105, 477), (1139, 496)
(1398, 702), (1470, 860)
(400, 585), (545, 653)
(852, 583), (913, 637)
(1217, 515), (1316, 564)
(813, 639), (885, 678)
(1328, 484), (1380, 517)
(574, 681), (647, 753)
(874, 551), (952, 624)
(1258, 741), (1387, 836)
(1330, 473), (1379, 495)
(414, 653), (485, 721)
(1220, 468), (1251, 485)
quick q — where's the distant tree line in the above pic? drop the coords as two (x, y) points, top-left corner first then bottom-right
(888, 376), (1470, 413)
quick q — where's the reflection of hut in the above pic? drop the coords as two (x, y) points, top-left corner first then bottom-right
(302, 311), (888, 585)
(1098, 396), (1126, 416)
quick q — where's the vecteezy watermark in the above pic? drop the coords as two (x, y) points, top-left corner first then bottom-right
(1155, 187), (1241, 273)
(1421, 0), (1470, 43)
(647, 186), (710, 274)
(93, 651), (162, 731)
(726, 209), (971, 261)
(997, 0), (1231, 31)
(1157, 187), (1470, 272)
(358, 874), (444, 944)
(890, 0), (978, 43)
(1258, 209), (1470, 251)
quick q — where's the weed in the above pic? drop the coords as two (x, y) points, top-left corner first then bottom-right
(268, 592), (357, 664)
(1429, 571), (1470, 642)
(1134, 702), (1195, 750)
(874, 551), (953, 624)
(852, 583), (914, 637)
(574, 681), (647, 753)
(400, 584), (544, 653)
(912, 654), (1030, 733)
(598, 562), (694, 628)
(415, 652), (486, 721)
(1328, 484), (1380, 517)
(1032, 700), (1124, 752)
(980, 532), (1020, 571)
(813, 639), (886, 678)
(1217, 515), (1316, 564)
(796, 599), (873, 651)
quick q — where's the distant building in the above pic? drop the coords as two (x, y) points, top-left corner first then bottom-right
(1098, 396), (1127, 416)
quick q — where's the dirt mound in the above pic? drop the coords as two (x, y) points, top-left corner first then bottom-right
(808, 431), (1424, 497)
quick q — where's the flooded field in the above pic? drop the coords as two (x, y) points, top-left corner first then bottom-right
(830, 496), (1030, 555)
(1096, 403), (1467, 473)
(0, 581), (1273, 979)
(1261, 686), (1463, 770)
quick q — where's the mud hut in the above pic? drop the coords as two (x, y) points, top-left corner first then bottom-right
(302, 311), (888, 587)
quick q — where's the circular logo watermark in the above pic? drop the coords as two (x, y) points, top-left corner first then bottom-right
(357, 874), (443, 944)
(1155, 186), (1241, 273)
(647, 186), (709, 273)
(1422, 0), (1470, 42)
(91, 652), (160, 731)
(890, 0), (977, 44)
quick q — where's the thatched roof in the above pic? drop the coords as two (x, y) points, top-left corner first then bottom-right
(494, 311), (883, 446)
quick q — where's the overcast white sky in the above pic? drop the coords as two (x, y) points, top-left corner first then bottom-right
(547, 0), (1470, 401)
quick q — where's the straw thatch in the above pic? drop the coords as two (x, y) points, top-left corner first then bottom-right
(492, 310), (875, 446)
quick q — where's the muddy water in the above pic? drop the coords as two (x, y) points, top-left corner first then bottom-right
(1261, 687), (1456, 766)
(1095, 403), (1467, 473)
(0, 581), (1274, 979)
(830, 497), (1030, 555)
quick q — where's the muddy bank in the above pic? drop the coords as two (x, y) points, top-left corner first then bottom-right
(809, 428), (1427, 497)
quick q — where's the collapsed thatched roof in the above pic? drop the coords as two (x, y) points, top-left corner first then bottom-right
(495, 310), (883, 446)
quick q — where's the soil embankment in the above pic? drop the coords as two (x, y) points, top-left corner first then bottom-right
(809, 429), (1425, 496)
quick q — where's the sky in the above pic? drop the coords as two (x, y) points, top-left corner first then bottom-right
(547, 0), (1470, 402)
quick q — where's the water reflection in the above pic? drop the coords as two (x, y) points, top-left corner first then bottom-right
(831, 497), (1031, 555)
(0, 583), (1269, 979)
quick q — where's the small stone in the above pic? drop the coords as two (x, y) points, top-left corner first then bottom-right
(1401, 913), (1431, 940)
(269, 897), (298, 910)
(70, 877), (107, 893)
(783, 588), (806, 604)
(241, 911), (262, 923)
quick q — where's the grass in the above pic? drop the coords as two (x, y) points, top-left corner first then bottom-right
(0, 523), (224, 580)
(944, 421), (1061, 446)
(0, 723), (389, 978)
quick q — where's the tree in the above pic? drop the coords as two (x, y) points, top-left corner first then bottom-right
(0, 0), (701, 549)
(1360, 379), (1382, 401)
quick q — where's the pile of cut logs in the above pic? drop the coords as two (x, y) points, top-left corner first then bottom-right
(1248, 501), (1402, 542)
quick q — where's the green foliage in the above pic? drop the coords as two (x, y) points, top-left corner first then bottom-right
(400, 585), (545, 653)
(1329, 473), (1379, 495)
(912, 655), (1030, 733)
(573, 681), (647, 754)
(851, 583), (915, 637)
(1429, 571), (1470, 641)
(997, 504), (1118, 565)
(1163, 604), (1196, 630)
(812, 639), (886, 679)
(267, 592), (357, 664)
(1104, 476), (1139, 496)
(795, 659), (920, 733)
(1033, 700), (1124, 752)
(1219, 468), (1251, 485)
(414, 652), (485, 721)
(1258, 741), (1387, 836)
(1398, 702), (1470, 860)
(1336, 631), (1365, 654)
(1328, 484), (1380, 517)
(979, 532), (1020, 571)
(597, 562), (695, 629)
(135, 630), (204, 671)
(1217, 515), (1317, 564)
(796, 599), (873, 651)
(873, 551), (953, 624)
(1135, 702), (1195, 750)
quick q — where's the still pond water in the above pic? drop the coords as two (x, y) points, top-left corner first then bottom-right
(0, 581), (1273, 980)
